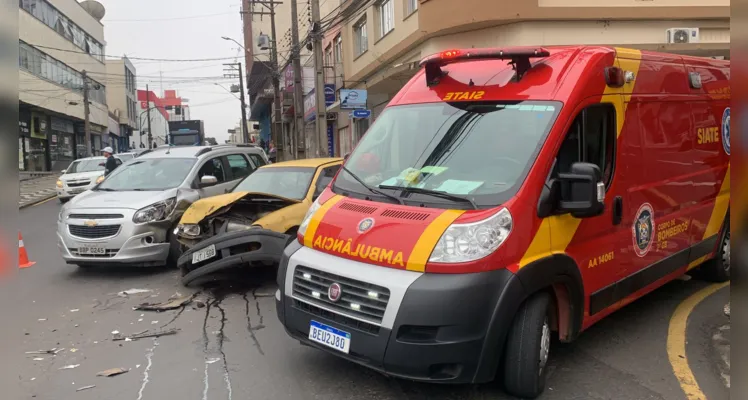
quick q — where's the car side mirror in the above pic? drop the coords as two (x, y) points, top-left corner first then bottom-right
(200, 175), (218, 188)
(61, 169), (66, 174)
(343, 153), (350, 161)
(556, 162), (605, 218)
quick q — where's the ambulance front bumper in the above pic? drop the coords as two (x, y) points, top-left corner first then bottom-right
(276, 241), (517, 384)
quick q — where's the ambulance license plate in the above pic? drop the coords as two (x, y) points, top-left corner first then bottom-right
(309, 320), (351, 354)
(192, 244), (216, 264)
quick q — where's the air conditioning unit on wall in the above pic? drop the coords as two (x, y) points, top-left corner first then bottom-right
(666, 28), (700, 44)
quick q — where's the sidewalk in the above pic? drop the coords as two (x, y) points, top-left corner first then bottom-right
(19, 175), (59, 209)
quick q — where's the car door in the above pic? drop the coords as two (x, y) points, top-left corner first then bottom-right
(548, 99), (633, 318)
(225, 153), (256, 192)
(310, 163), (342, 201)
(195, 155), (230, 198)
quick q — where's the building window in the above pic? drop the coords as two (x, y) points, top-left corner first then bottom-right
(405, 0), (418, 16)
(334, 34), (343, 64)
(19, 40), (107, 105)
(353, 17), (368, 57)
(378, 0), (394, 38)
(19, 0), (105, 63)
(325, 44), (333, 67)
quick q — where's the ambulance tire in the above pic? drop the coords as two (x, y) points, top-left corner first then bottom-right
(699, 220), (730, 283)
(502, 291), (552, 399)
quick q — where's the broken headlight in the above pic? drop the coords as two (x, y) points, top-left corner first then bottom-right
(178, 224), (201, 237)
(226, 221), (254, 232)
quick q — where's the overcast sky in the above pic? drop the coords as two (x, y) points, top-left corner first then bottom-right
(100, 0), (248, 143)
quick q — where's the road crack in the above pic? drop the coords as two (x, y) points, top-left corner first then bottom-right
(243, 292), (265, 355)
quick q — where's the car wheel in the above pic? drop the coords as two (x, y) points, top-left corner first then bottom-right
(59, 198), (69, 204)
(503, 291), (552, 399)
(699, 220), (730, 283)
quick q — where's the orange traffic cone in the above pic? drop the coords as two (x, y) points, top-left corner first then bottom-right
(18, 232), (35, 269)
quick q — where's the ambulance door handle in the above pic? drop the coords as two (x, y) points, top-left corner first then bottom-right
(612, 196), (623, 225)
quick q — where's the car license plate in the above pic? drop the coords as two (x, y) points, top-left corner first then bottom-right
(78, 245), (106, 255)
(69, 188), (84, 194)
(309, 320), (351, 354)
(192, 244), (216, 264)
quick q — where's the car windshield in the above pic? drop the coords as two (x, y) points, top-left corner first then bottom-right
(232, 167), (316, 200)
(66, 159), (105, 173)
(96, 158), (197, 191)
(334, 101), (561, 208)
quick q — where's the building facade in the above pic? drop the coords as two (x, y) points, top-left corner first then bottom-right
(104, 56), (138, 151)
(135, 90), (169, 148)
(18, 0), (109, 171)
(328, 0), (730, 156)
(162, 90), (191, 121)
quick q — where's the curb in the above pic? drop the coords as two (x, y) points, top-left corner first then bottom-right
(19, 193), (58, 210)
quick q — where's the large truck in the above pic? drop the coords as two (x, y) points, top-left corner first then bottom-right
(168, 120), (205, 146)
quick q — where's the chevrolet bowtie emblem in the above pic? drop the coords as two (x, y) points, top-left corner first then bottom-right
(84, 220), (98, 227)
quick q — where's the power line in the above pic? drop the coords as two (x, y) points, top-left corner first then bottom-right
(26, 43), (247, 62)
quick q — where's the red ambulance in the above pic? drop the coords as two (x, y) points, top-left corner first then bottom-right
(275, 45), (730, 398)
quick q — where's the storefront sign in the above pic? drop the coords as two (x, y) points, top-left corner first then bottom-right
(19, 120), (30, 136)
(352, 109), (372, 119)
(51, 117), (74, 133)
(304, 88), (316, 122)
(327, 123), (335, 157)
(324, 84), (336, 107)
(340, 89), (368, 110)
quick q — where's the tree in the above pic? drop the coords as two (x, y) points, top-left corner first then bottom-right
(205, 137), (218, 145)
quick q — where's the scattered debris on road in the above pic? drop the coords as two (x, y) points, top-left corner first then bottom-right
(70, 309), (79, 312)
(59, 364), (80, 370)
(37, 318), (46, 322)
(70, 348), (78, 353)
(76, 385), (96, 392)
(117, 288), (152, 297)
(96, 368), (129, 377)
(193, 300), (206, 309)
(112, 328), (179, 341)
(111, 330), (120, 335)
(724, 302), (730, 318)
(26, 348), (64, 355)
(206, 358), (220, 364)
(134, 293), (195, 312)
(32, 358), (44, 361)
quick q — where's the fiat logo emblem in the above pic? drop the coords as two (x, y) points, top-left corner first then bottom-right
(328, 283), (342, 302)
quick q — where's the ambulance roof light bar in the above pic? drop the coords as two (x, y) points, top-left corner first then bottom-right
(419, 47), (551, 87)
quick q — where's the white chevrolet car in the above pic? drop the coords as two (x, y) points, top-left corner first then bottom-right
(56, 156), (124, 203)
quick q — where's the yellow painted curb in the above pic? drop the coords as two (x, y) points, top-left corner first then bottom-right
(667, 281), (730, 400)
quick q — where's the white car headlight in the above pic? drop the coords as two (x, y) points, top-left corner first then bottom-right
(429, 208), (513, 263)
(133, 198), (177, 224)
(298, 197), (323, 238)
(178, 224), (201, 237)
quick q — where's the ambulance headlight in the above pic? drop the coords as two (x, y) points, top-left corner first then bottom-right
(298, 197), (323, 239)
(429, 208), (512, 263)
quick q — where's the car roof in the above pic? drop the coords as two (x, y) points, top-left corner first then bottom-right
(72, 156), (106, 161)
(135, 145), (265, 160)
(262, 157), (342, 169)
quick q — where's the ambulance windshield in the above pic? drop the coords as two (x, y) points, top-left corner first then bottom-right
(334, 101), (561, 208)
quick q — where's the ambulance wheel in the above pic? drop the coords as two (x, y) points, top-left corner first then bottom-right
(700, 221), (730, 283)
(503, 291), (552, 399)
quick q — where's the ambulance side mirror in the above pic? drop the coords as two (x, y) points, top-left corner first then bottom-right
(556, 162), (605, 218)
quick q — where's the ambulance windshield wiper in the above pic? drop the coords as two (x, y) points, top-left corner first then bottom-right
(378, 185), (478, 210)
(339, 165), (404, 205)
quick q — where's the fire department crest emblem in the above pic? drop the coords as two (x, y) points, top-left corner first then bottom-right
(633, 203), (655, 257)
(357, 217), (375, 233)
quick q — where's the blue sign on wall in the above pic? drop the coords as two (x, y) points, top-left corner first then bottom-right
(324, 84), (336, 107)
(340, 89), (367, 110)
(352, 109), (371, 119)
(327, 123), (335, 157)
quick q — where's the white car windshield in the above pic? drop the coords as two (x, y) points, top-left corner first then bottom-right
(232, 167), (315, 200)
(96, 158), (197, 191)
(66, 159), (105, 173)
(335, 101), (561, 208)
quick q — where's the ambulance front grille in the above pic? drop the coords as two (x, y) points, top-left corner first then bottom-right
(292, 266), (390, 325)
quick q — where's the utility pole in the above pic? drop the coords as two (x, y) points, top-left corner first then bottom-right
(81, 70), (92, 157)
(268, 1), (284, 161)
(290, 0), (304, 159)
(146, 84), (153, 149)
(224, 63), (250, 143)
(310, 0), (327, 158)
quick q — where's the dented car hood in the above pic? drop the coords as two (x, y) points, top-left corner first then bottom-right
(180, 191), (301, 225)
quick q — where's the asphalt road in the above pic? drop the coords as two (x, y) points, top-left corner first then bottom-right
(1, 200), (730, 400)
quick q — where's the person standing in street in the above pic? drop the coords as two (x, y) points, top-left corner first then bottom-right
(268, 140), (277, 163)
(102, 147), (118, 176)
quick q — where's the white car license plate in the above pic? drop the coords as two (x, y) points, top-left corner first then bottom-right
(78, 245), (106, 255)
(192, 244), (216, 264)
(309, 320), (351, 354)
